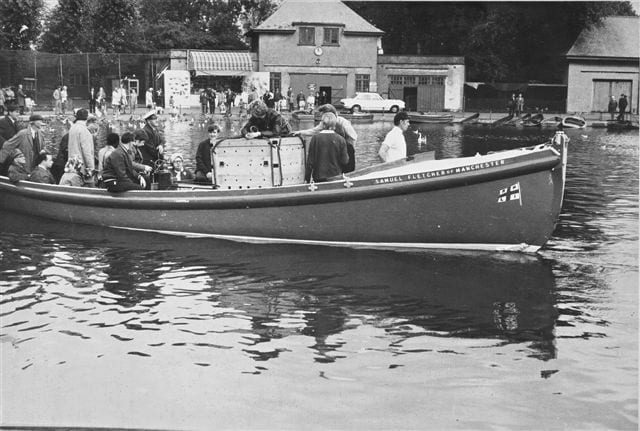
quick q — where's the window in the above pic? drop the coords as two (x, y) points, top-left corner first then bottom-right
(323, 27), (340, 45)
(418, 75), (445, 85)
(390, 75), (416, 85)
(270, 72), (281, 95)
(299, 27), (315, 45)
(356, 74), (370, 92)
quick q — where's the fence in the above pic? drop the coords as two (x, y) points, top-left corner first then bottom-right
(0, 50), (168, 109)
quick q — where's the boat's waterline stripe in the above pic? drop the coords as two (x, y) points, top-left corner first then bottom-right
(112, 226), (541, 253)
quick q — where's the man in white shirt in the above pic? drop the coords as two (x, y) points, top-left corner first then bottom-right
(378, 111), (410, 163)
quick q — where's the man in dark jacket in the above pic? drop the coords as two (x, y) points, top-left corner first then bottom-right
(240, 100), (290, 139)
(0, 103), (21, 149)
(102, 131), (147, 192)
(618, 94), (628, 121)
(140, 111), (165, 165)
(195, 124), (220, 183)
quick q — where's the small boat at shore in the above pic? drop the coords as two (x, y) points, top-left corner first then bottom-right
(561, 115), (586, 129)
(409, 112), (454, 124)
(0, 132), (569, 253)
(523, 113), (544, 127)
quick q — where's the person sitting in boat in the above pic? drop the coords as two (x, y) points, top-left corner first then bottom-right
(241, 100), (291, 139)
(378, 111), (410, 163)
(97, 132), (119, 186)
(304, 112), (349, 183)
(294, 104), (357, 172)
(28, 150), (55, 184)
(168, 153), (194, 182)
(7, 149), (30, 182)
(58, 156), (85, 187)
(139, 111), (165, 165)
(132, 129), (154, 175)
(195, 124), (220, 183)
(102, 131), (148, 192)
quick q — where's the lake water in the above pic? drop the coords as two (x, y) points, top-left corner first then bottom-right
(0, 116), (637, 430)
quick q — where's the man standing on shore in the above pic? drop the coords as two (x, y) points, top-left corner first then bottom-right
(617, 94), (628, 121)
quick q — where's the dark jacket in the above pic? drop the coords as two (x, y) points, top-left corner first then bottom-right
(241, 110), (291, 137)
(29, 166), (55, 184)
(0, 116), (20, 148)
(51, 133), (69, 183)
(195, 139), (213, 176)
(305, 131), (349, 182)
(102, 145), (141, 186)
(618, 96), (628, 112)
(140, 124), (165, 165)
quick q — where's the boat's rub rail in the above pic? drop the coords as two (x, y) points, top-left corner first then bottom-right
(1, 146), (562, 210)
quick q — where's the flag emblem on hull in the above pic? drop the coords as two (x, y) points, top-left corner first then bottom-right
(498, 182), (522, 205)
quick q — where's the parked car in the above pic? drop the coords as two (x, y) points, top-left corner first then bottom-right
(339, 92), (405, 113)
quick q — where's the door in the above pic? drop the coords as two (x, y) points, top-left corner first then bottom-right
(319, 86), (332, 105)
(593, 80), (632, 112)
(403, 87), (417, 112)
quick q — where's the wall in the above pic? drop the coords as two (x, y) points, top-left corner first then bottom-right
(567, 60), (638, 114)
(377, 56), (465, 112)
(258, 29), (378, 100)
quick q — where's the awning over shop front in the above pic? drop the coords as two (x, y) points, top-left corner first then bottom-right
(188, 51), (254, 76)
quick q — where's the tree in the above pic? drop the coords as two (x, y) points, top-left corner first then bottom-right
(0, 0), (45, 50)
(346, 1), (636, 82)
(40, 0), (94, 53)
(92, 0), (141, 53)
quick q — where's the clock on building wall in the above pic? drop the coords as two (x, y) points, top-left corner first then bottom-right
(314, 47), (323, 56)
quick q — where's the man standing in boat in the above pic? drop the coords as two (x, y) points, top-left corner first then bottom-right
(0, 113), (45, 176)
(0, 103), (21, 149)
(305, 112), (349, 183)
(140, 111), (165, 166)
(241, 100), (291, 139)
(378, 111), (410, 163)
(195, 124), (220, 184)
(294, 104), (357, 172)
(67, 109), (96, 187)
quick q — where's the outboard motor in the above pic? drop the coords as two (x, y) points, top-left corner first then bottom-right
(152, 160), (174, 190)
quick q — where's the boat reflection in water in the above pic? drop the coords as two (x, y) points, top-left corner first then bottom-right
(1, 209), (558, 370)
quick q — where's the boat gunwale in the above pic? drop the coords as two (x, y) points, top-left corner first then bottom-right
(0, 146), (562, 210)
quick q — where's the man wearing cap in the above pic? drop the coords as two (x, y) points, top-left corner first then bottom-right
(378, 111), (410, 163)
(140, 111), (165, 165)
(294, 103), (358, 172)
(240, 100), (291, 139)
(67, 108), (96, 186)
(0, 103), (21, 149)
(0, 113), (45, 176)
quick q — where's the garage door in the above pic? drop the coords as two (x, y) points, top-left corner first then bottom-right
(593, 80), (632, 112)
(289, 73), (347, 104)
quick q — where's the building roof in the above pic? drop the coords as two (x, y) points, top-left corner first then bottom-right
(566, 16), (639, 60)
(253, 0), (384, 35)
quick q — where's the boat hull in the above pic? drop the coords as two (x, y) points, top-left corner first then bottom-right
(409, 113), (454, 123)
(0, 142), (567, 253)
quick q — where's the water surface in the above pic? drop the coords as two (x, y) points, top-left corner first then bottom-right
(1, 119), (637, 430)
